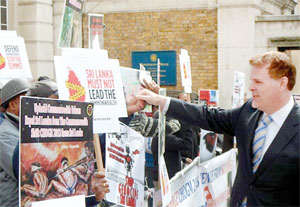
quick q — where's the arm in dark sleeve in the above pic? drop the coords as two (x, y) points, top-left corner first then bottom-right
(119, 114), (134, 126)
(85, 196), (99, 207)
(167, 98), (244, 136)
(12, 142), (19, 181)
(166, 121), (193, 151)
(166, 134), (192, 151)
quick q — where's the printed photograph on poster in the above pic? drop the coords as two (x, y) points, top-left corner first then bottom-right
(20, 97), (95, 207)
(0, 37), (32, 80)
(54, 54), (127, 119)
(120, 66), (151, 106)
(58, 0), (84, 48)
(199, 129), (220, 162)
(198, 89), (219, 107)
(105, 122), (145, 207)
(88, 13), (104, 49)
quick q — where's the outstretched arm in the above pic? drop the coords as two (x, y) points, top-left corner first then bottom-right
(136, 89), (168, 109)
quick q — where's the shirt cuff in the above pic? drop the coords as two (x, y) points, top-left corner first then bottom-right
(162, 97), (171, 115)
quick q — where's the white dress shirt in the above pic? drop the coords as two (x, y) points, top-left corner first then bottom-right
(261, 96), (294, 157)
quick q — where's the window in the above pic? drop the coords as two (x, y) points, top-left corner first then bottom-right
(0, 0), (7, 30)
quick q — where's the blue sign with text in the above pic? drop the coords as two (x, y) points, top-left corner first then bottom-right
(132, 51), (176, 85)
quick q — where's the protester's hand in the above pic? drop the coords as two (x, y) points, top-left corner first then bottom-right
(185, 158), (193, 164)
(142, 79), (160, 94)
(127, 96), (146, 115)
(136, 89), (167, 108)
(91, 172), (110, 201)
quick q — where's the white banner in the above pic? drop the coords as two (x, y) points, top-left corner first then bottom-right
(154, 149), (237, 207)
(105, 123), (145, 207)
(0, 36), (32, 80)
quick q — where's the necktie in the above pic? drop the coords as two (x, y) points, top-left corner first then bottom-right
(252, 114), (273, 173)
(241, 114), (273, 207)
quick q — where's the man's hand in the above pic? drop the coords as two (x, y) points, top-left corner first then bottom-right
(127, 96), (146, 116)
(142, 79), (160, 94)
(136, 89), (167, 108)
(91, 172), (110, 201)
(185, 158), (193, 164)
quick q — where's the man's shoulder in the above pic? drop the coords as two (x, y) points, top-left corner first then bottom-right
(0, 118), (18, 136)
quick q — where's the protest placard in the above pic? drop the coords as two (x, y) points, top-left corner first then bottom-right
(54, 50), (126, 133)
(0, 35), (32, 80)
(55, 54), (126, 118)
(20, 97), (95, 207)
(88, 13), (104, 49)
(154, 149), (237, 207)
(105, 122), (145, 207)
(158, 88), (166, 157)
(120, 66), (152, 108)
(58, 0), (84, 48)
(232, 71), (245, 108)
(179, 49), (192, 93)
(159, 155), (172, 207)
(198, 89), (219, 107)
(199, 129), (219, 162)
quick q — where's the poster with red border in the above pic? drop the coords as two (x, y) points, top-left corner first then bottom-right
(198, 89), (219, 107)
(20, 97), (95, 207)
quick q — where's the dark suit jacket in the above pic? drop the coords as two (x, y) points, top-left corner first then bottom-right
(151, 119), (193, 181)
(167, 98), (299, 206)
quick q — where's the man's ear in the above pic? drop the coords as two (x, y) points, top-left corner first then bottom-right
(279, 76), (289, 91)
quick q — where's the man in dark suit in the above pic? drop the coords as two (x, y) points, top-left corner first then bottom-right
(177, 92), (200, 163)
(136, 51), (299, 206)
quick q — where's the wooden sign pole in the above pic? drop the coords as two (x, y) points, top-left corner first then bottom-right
(93, 134), (104, 172)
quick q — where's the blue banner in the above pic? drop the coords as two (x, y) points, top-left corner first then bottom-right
(132, 51), (176, 85)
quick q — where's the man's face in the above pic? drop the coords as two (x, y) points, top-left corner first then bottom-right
(249, 64), (282, 114)
(179, 94), (188, 102)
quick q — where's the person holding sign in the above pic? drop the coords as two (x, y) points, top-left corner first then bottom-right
(11, 80), (110, 207)
(135, 51), (299, 206)
(0, 78), (30, 207)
